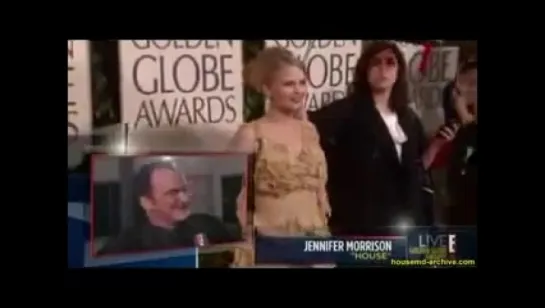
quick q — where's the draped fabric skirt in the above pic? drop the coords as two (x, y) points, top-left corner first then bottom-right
(232, 192), (330, 268)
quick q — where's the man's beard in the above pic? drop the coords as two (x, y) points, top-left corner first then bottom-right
(172, 208), (190, 221)
(147, 208), (186, 228)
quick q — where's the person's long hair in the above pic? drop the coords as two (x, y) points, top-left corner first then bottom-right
(349, 41), (410, 114)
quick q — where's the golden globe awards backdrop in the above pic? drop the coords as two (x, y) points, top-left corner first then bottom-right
(265, 40), (362, 111)
(397, 42), (459, 135)
(68, 40), (92, 138)
(119, 40), (244, 135)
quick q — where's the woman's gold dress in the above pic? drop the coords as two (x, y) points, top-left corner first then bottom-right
(233, 120), (330, 267)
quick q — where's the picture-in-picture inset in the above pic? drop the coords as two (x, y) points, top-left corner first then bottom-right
(91, 153), (248, 256)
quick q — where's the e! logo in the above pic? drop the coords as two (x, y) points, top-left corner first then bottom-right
(448, 234), (457, 254)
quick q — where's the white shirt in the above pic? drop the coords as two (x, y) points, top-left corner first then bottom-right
(378, 111), (408, 161)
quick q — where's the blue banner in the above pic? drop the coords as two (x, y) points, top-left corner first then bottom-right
(68, 174), (90, 203)
(255, 227), (477, 267)
(256, 236), (406, 266)
(97, 253), (197, 268)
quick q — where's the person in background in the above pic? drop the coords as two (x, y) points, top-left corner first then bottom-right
(442, 57), (477, 124)
(447, 60), (477, 225)
(453, 60), (477, 125)
(229, 47), (330, 267)
(98, 161), (237, 255)
(427, 59), (477, 226)
(307, 41), (456, 236)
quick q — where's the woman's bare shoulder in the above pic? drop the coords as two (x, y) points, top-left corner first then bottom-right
(300, 119), (317, 128)
(300, 119), (319, 134)
(230, 121), (259, 152)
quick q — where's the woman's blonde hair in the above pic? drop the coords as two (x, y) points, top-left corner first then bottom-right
(244, 47), (306, 93)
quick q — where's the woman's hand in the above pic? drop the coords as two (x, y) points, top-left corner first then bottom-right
(232, 228), (255, 267)
(323, 204), (331, 220)
(436, 123), (459, 143)
(422, 122), (460, 169)
(294, 93), (309, 121)
(429, 122), (460, 151)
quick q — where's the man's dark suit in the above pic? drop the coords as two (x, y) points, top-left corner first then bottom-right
(99, 221), (182, 254)
(308, 93), (431, 235)
(99, 213), (238, 255)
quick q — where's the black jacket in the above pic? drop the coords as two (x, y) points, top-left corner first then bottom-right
(447, 123), (477, 225)
(99, 213), (238, 255)
(308, 93), (430, 235)
(98, 221), (182, 255)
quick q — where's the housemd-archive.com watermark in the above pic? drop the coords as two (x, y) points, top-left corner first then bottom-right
(390, 258), (476, 267)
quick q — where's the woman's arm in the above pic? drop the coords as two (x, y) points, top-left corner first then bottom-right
(410, 107), (458, 170)
(228, 124), (257, 231)
(318, 159), (331, 218)
(306, 122), (331, 217)
(423, 125), (460, 170)
(423, 140), (442, 170)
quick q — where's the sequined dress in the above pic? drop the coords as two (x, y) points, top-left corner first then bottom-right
(233, 120), (330, 266)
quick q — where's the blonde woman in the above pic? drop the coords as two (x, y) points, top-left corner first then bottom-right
(229, 47), (331, 267)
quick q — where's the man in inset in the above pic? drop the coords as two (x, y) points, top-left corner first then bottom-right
(99, 161), (238, 255)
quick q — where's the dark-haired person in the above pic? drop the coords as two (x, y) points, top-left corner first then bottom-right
(99, 161), (237, 255)
(429, 60), (477, 226)
(307, 41), (456, 237)
(447, 62), (477, 226)
(441, 58), (477, 125)
(453, 60), (477, 125)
